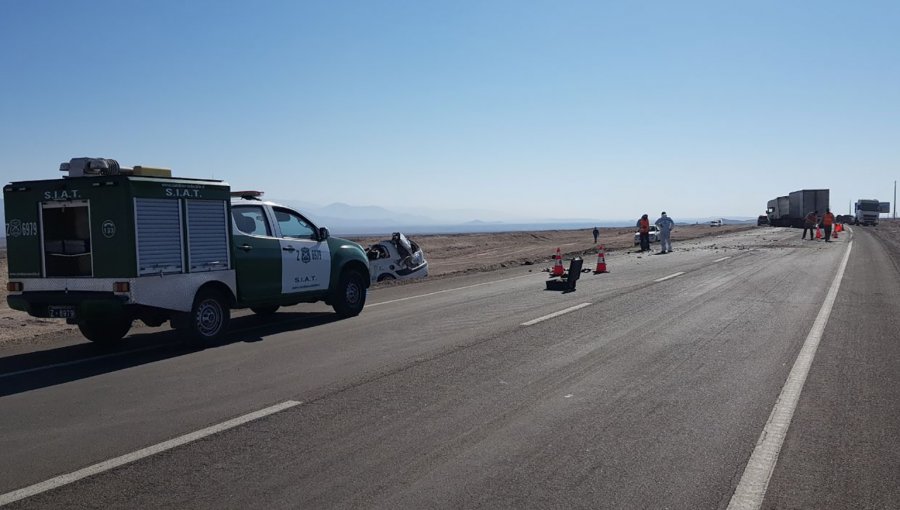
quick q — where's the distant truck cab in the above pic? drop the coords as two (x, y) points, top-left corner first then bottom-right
(4, 158), (370, 345)
(854, 199), (880, 226)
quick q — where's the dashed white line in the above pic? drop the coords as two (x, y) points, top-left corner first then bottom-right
(368, 274), (535, 307)
(0, 400), (303, 506)
(654, 272), (685, 283)
(521, 303), (591, 326)
(727, 240), (853, 510)
(714, 256), (732, 262)
(2, 275), (538, 379)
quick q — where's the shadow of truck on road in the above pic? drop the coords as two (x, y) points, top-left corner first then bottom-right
(0, 311), (340, 398)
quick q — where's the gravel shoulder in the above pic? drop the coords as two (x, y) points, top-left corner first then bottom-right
(861, 219), (900, 271)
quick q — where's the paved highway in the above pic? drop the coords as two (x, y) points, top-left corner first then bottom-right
(1, 226), (897, 509)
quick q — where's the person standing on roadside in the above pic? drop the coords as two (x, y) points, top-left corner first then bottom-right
(822, 208), (835, 242)
(592, 226), (600, 244)
(637, 214), (651, 252)
(655, 211), (675, 254)
(802, 211), (818, 240)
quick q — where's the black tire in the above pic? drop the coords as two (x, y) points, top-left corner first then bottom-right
(332, 269), (367, 318)
(250, 305), (279, 316)
(78, 316), (132, 345)
(376, 273), (396, 282)
(188, 288), (231, 344)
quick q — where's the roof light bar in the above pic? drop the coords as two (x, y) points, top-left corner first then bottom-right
(230, 190), (265, 199)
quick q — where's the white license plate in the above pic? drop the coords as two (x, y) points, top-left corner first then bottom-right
(48, 306), (76, 319)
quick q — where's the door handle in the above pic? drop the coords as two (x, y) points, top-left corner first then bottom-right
(282, 246), (296, 252)
(240, 244), (253, 252)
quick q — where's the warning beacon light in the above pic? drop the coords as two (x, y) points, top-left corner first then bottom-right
(230, 190), (265, 200)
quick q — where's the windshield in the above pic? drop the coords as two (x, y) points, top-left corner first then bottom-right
(859, 201), (879, 212)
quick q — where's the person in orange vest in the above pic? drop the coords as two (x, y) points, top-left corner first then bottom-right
(822, 208), (835, 242)
(636, 214), (651, 252)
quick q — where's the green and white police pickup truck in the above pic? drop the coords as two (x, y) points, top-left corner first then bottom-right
(4, 158), (370, 345)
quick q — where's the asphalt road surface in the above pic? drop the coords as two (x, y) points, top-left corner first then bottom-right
(1, 226), (897, 509)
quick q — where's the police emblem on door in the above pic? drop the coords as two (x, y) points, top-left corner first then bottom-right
(300, 247), (311, 263)
(101, 220), (116, 238)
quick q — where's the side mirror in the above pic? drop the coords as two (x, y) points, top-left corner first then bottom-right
(318, 227), (330, 241)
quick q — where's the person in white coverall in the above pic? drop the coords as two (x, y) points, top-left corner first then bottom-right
(655, 212), (675, 253)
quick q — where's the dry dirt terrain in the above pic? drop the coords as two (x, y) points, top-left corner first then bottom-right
(351, 224), (754, 277)
(0, 224), (754, 344)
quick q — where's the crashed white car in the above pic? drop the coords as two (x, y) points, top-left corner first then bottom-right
(633, 225), (660, 245)
(366, 232), (429, 283)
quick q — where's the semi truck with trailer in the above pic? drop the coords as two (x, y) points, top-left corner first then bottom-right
(4, 157), (371, 345)
(766, 189), (829, 228)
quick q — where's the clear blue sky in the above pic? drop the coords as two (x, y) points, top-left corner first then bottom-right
(1, 1), (898, 221)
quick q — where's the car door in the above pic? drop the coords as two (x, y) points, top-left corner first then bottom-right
(271, 206), (331, 294)
(231, 204), (282, 303)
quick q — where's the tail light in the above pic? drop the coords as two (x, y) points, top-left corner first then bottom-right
(7, 282), (23, 292)
(113, 282), (130, 293)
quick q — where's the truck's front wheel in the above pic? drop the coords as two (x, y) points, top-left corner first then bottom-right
(332, 269), (366, 318)
(78, 316), (132, 345)
(189, 288), (230, 344)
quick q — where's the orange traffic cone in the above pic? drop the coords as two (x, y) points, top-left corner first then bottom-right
(836, 223), (843, 233)
(832, 225), (839, 239)
(594, 245), (608, 274)
(551, 247), (565, 277)
(816, 226), (823, 239)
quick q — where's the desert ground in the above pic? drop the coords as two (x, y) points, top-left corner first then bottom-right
(0, 222), (847, 345)
(349, 224), (755, 276)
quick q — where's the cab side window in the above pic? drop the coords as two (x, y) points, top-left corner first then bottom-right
(273, 207), (316, 239)
(232, 205), (272, 236)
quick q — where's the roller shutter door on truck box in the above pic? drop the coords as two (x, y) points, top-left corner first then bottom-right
(135, 198), (184, 275)
(186, 200), (230, 272)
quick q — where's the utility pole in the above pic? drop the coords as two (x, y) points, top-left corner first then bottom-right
(894, 180), (897, 219)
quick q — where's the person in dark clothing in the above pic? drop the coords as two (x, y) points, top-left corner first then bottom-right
(637, 214), (651, 252)
(592, 226), (600, 244)
(802, 211), (818, 240)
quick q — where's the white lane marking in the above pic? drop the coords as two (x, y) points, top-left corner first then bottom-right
(0, 343), (180, 380)
(654, 272), (685, 283)
(0, 400), (302, 506)
(727, 240), (853, 510)
(2, 275), (536, 379)
(521, 303), (591, 326)
(714, 256), (732, 262)
(368, 274), (535, 307)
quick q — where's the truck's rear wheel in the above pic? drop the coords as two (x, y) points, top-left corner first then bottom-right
(250, 306), (279, 316)
(332, 269), (366, 318)
(78, 316), (132, 345)
(189, 288), (230, 344)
